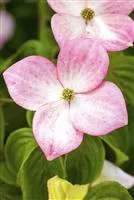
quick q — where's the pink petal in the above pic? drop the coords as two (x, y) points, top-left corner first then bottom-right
(0, 10), (15, 49)
(70, 81), (128, 136)
(33, 101), (83, 160)
(88, 0), (134, 15)
(86, 14), (134, 51)
(48, 0), (85, 16)
(51, 14), (85, 46)
(3, 56), (63, 111)
(57, 38), (109, 93)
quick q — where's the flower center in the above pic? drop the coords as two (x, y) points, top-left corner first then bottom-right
(61, 88), (75, 101)
(81, 7), (95, 21)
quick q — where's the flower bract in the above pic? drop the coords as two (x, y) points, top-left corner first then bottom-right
(3, 38), (128, 160)
(48, 0), (134, 51)
(93, 160), (134, 189)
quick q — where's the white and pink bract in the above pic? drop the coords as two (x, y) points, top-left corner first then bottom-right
(48, 0), (134, 51)
(3, 38), (128, 160)
(94, 160), (134, 189)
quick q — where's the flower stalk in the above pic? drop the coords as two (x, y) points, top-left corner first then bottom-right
(59, 156), (67, 179)
(38, 0), (46, 42)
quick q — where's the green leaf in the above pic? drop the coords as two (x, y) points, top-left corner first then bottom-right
(38, 0), (58, 61)
(106, 52), (134, 105)
(0, 180), (22, 200)
(85, 181), (133, 200)
(66, 135), (105, 184)
(19, 148), (46, 200)
(43, 28), (59, 61)
(26, 110), (35, 127)
(101, 128), (129, 165)
(0, 40), (47, 74)
(124, 47), (134, 56)
(0, 75), (9, 99)
(0, 107), (5, 155)
(47, 176), (88, 200)
(3, 103), (27, 136)
(0, 160), (17, 186)
(123, 104), (134, 174)
(20, 147), (65, 200)
(5, 128), (37, 176)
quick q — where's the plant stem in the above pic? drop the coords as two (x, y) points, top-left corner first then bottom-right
(0, 98), (13, 104)
(64, 154), (68, 173)
(38, 0), (46, 42)
(59, 156), (67, 179)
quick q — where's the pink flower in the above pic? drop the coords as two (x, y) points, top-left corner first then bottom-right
(48, 0), (134, 51)
(3, 39), (128, 160)
(0, 10), (15, 50)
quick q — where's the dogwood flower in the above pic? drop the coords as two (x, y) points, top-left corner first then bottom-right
(48, 0), (134, 51)
(93, 160), (134, 189)
(3, 38), (128, 160)
(0, 10), (15, 49)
